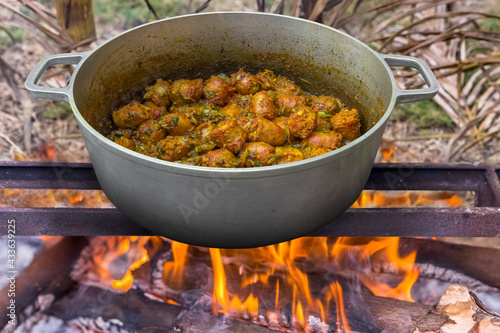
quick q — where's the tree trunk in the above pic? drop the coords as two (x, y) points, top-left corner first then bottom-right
(55, 0), (96, 47)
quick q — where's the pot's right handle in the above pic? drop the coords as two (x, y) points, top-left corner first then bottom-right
(25, 52), (87, 103)
(381, 54), (439, 104)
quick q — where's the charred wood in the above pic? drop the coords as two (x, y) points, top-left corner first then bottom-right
(0, 236), (88, 330)
(60, 237), (500, 332)
(47, 285), (275, 333)
(47, 283), (449, 333)
(398, 237), (500, 290)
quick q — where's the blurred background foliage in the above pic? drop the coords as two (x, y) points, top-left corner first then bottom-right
(0, 0), (499, 162)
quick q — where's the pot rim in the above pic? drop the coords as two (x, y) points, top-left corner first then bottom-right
(68, 11), (398, 177)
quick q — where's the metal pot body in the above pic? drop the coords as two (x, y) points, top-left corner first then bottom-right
(26, 12), (438, 248)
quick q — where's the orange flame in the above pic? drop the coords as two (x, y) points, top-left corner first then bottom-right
(359, 238), (419, 302)
(163, 241), (189, 289)
(351, 190), (466, 208)
(275, 279), (280, 312)
(380, 144), (396, 162)
(111, 249), (149, 291)
(74, 235), (424, 332)
(1, 188), (112, 208)
(209, 248), (259, 318)
(295, 300), (305, 329)
(331, 281), (351, 332)
(207, 236), (421, 331)
(39, 235), (64, 248)
(83, 236), (159, 292)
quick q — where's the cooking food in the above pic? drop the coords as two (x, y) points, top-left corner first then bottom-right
(108, 69), (361, 167)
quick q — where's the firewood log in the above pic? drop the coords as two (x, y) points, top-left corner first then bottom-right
(0, 237), (88, 330)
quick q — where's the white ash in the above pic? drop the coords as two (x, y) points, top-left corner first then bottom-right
(306, 315), (330, 333)
(68, 316), (127, 333)
(0, 236), (42, 289)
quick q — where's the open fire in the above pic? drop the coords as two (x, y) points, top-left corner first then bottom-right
(77, 236), (422, 332)
(1, 234), (488, 333)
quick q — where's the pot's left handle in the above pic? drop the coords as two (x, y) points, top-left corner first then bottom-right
(25, 52), (87, 103)
(381, 54), (439, 104)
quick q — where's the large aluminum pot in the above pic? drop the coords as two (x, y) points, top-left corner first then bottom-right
(26, 12), (438, 248)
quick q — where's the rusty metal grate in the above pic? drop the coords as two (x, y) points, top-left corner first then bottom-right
(1, 162), (499, 237)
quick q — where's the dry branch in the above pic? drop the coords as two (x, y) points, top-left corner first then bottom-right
(0, 0), (74, 51)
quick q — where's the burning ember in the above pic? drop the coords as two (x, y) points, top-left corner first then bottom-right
(1, 188), (112, 208)
(74, 236), (422, 332)
(350, 190), (467, 208)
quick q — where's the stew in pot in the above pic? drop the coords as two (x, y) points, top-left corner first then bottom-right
(107, 69), (361, 167)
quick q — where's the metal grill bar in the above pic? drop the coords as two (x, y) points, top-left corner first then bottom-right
(2, 206), (499, 237)
(364, 163), (500, 207)
(0, 162), (100, 190)
(1, 162), (499, 237)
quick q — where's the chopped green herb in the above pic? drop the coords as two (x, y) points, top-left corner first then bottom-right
(217, 73), (230, 83)
(318, 112), (333, 118)
(172, 116), (179, 126)
(267, 90), (277, 100)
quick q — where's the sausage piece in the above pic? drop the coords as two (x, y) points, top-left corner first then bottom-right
(255, 69), (277, 90)
(310, 96), (343, 115)
(238, 142), (276, 167)
(159, 113), (195, 136)
(210, 119), (247, 154)
(274, 76), (303, 96)
(169, 79), (204, 105)
(272, 116), (291, 143)
(114, 137), (136, 151)
(136, 119), (167, 145)
(251, 91), (277, 120)
(331, 108), (361, 142)
(220, 103), (245, 119)
(112, 101), (150, 129)
(203, 75), (235, 105)
(144, 79), (171, 108)
(197, 149), (238, 168)
(275, 147), (303, 164)
(193, 122), (217, 154)
(302, 131), (342, 150)
(245, 117), (286, 146)
(156, 136), (193, 161)
(315, 116), (333, 132)
(288, 106), (317, 139)
(277, 95), (307, 117)
(227, 94), (253, 109)
(302, 147), (333, 159)
(145, 101), (165, 120)
(230, 69), (260, 95)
